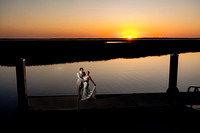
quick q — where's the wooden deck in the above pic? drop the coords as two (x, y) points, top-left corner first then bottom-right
(12, 93), (200, 133)
(28, 93), (172, 111)
(28, 92), (200, 111)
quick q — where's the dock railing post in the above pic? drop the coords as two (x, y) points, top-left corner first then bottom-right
(167, 53), (179, 103)
(16, 58), (28, 110)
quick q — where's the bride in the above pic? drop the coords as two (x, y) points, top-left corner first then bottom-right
(81, 71), (97, 100)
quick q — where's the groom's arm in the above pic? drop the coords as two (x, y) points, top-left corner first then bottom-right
(77, 73), (80, 78)
(77, 73), (83, 80)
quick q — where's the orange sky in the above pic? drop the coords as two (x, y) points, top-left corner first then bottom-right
(0, 0), (200, 38)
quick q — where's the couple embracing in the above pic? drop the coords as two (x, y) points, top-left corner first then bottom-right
(77, 67), (97, 100)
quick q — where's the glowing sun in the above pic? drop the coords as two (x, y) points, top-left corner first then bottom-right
(121, 29), (139, 39)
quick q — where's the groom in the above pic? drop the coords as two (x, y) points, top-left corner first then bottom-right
(77, 67), (84, 100)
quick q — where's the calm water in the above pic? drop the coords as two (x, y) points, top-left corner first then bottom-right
(0, 52), (200, 117)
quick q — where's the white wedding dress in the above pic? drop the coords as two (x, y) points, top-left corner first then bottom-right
(81, 76), (96, 100)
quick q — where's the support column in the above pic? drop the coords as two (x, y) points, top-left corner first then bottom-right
(167, 53), (179, 102)
(16, 58), (28, 110)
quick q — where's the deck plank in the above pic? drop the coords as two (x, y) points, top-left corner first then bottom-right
(28, 93), (173, 111)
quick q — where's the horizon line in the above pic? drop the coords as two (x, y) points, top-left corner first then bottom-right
(0, 37), (200, 40)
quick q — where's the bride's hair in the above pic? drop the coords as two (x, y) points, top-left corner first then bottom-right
(82, 72), (86, 76)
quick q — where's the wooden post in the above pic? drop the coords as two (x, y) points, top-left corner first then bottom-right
(167, 53), (179, 102)
(16, 58), (28, 110)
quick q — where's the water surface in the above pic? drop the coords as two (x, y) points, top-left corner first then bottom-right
(25, 52), (200, 95)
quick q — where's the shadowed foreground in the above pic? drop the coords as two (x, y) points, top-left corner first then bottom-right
(6, 93), (200, 133)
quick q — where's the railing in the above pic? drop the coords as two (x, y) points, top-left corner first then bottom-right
(187, 86), (200, 93)
(187, 86), (200, 108)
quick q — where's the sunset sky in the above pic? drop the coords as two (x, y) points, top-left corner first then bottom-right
(0, 0), (200, 38)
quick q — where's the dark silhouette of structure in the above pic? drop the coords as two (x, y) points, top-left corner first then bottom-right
(167, 53), (179, 103)
(16, 58), (28, 110)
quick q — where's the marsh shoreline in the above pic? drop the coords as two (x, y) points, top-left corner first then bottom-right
(0, 38), (200, 66)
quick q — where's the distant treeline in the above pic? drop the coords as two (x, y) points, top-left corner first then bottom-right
(0, 38), (200, 66)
